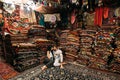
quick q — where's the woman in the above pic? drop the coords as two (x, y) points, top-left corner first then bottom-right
(41, 46), (54, 70)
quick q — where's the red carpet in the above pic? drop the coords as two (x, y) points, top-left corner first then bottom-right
(0, 62), (18, 80)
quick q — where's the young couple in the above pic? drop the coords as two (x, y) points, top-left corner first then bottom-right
(41, 45), (64, 70)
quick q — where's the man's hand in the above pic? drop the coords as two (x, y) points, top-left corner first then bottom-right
(60, 63), (64, 69)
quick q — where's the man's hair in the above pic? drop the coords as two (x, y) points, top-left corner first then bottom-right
(53, 44), (59, 48)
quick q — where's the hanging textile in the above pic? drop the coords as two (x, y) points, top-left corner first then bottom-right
(115, 7), (120, 17)
(28, 9), (36, 23)
(86, 12), (95, 26)
(38, 14), (45, 27)
(0, 9), (2, 18)
(71, 10), (76, 24)
(70, 9), (78, 29)
(95, 0), (99, 5)
(20, 5), (36, 23)
(94, 7), (103, 26)
(20, 5), (28, 18)
(88, 0), (95, 12)
(103, 7), (109, 19)
(3, 3), (15, 14)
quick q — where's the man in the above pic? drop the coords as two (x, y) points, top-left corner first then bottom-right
(41, 45), (63, 70)
(53, 45), (64, 68)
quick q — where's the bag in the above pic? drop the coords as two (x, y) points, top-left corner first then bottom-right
(50, 51), (55, 61)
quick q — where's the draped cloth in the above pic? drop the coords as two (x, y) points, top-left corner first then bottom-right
(20, 7), (36, 23)
(70, 10), (78, 29)
(94, 7), (103, 26)
(71, 10), (76, 24)
(86, 12), (95, 26)
(103, 7), (109, 19)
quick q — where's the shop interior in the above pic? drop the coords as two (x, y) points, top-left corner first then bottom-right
(0, 0), (120, 80)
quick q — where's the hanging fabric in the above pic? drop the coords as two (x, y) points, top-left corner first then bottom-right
(103, 7), (109, 19)
(20, 5), (36, 23)
(70, 9), (78, 29)
(71, 9), (76, 24)
(88, 0), (95, 12)
(95, 0), (99, 5)
(115, 7), (120, 17)
(94, 7), (103, 26)
(43, 0), (47, 6)
(86, 12), (95, 26)
(20, 5), (28, 18)
(0, 9), (3, 18)
(81, 0), (88, 12)
(28, 9), (36, 23)
(3, 3), (15, 14)
(38, 13), (45, 27)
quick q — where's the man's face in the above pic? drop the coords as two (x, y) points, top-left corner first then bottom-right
(53, 46), (57, 51)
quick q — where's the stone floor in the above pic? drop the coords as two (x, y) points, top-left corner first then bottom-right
(9, 62), (120, 80)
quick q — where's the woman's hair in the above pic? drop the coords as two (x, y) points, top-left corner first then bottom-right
(47, 45), (52, 51)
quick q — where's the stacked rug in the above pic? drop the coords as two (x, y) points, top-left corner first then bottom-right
(76, 30), (96, 66)
(89, 30), (113, 70)
(0, 61), (18, 80)
(34, 38), (55, 63)
(11, 34), (28, 44)
(28, 25), (46, 39)
(112, 29), (120, 74)
(35, 38), (54, 52)
(13, 43), (40, 72)
(60, 30), (80, 61)
(59, 29), (120, 74)
(8, 25), (55, 72)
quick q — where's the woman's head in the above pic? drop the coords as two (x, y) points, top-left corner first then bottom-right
(47, 45), (52, 51)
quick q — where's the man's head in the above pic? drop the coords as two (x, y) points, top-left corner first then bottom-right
(53, 45), (58, 51)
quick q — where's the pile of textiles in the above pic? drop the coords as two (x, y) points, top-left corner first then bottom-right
(35, 38), (54, 52)
(114, 28), (120, 64)
(112, 29), (120, 74)
(109, 61), (120, 74)
(28, 26), (46, 39)
(59, 28), (120, 73)
(60, 30), (80, 61)
(13, 43), (40, 72)
(11, 34), (28, 43)
(76, 30), (96, 66)
(86, 26), (98, 30)
(89, 30), (113, 70)
(9, 25), (55, 71)
(34, 38), (55, 63)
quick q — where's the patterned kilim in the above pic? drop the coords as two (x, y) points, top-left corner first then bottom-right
(0, 62), (18, 80)
(9, 62), (120, 80)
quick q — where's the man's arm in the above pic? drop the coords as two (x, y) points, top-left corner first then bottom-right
(60, 50), (64, 68)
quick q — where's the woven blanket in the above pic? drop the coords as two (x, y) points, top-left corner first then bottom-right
(9, 62), (120, 80)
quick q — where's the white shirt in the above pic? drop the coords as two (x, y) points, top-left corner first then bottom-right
(53, 49), (63, 66)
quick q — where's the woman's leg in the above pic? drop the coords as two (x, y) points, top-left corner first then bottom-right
(43, 58), (50, 64)
(41, 59), (54, 70)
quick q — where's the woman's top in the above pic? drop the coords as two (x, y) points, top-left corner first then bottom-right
(47, 50), (54, 61)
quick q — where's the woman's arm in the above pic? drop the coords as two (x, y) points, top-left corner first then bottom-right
(47, 51), (50, 59)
